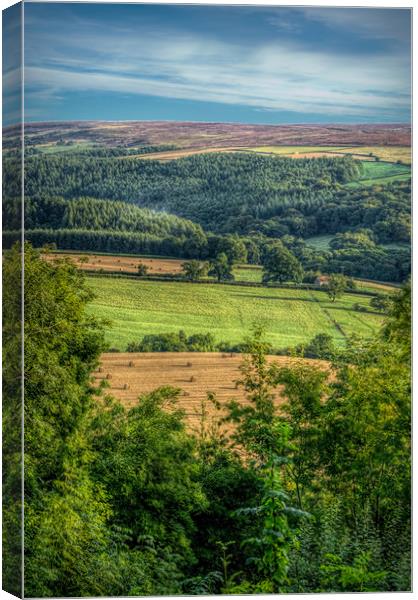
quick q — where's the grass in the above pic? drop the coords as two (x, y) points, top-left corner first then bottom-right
(359, 161), (411, 179)
(346, 161), (411, 188)
(233, 265), (263, 283)
(36, 142), (97, 154)
(305, 235), (334, 251)
(87, 277), (383, 351)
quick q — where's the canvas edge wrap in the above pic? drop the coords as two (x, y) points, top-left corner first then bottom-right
(2, 2), (24, 598)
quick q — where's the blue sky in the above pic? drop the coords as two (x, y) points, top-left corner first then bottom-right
(6, 3), (412, 124)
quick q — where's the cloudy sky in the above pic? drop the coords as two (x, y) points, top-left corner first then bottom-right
(6, 3), (412, 124)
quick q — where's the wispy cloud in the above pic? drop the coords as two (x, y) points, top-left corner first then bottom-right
(301, 7), (411, 43)
(23, 8), (411, 121)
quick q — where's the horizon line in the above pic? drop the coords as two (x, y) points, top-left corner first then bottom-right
(4, 118), (412, 129)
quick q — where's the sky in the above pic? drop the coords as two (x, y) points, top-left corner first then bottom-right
(4, 3), (412, 125)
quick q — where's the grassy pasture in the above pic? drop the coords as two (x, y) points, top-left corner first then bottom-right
(233, 265), (263, 283)
(345, 161), (411, 188)
(305, 235), (334, 251)
(96, 352), (329, 430)
(35, 142), (97, 154)
(87, 277), (383, 350)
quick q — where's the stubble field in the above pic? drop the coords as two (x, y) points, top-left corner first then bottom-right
(96, 351), (329, 430)
(44, 252), (185, 275)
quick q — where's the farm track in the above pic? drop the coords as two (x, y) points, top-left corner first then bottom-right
(95, 352), (329, 431)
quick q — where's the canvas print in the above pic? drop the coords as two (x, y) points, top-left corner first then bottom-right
(2, 2), (412, 597)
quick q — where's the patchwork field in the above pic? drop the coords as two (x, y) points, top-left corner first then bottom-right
(44, 251), (400, 293)
(113, 144), (412, 166)
(95, 352), (329, 430)
(43, 252), (262, 281)
(246, 145), (411, 164)
(87, 277), (384, 350)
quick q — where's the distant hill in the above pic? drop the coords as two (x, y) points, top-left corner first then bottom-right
(4, 120), (411, 150)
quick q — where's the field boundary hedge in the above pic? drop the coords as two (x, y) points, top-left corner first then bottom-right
(84, 270), (380, 297)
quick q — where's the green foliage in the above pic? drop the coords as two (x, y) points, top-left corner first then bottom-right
(126, 330), (217, 352)
(137, 262), (149, 276)
(2, 244), (23, 596)
(3, 151), (410, 281)
(208, 253), (235, 282)
(326, 273), (347, 301)
(16, 153), (361, 236)
(296, 333), (336, 359)
(320, 552), (387, 592)
(282, 282), (411, 592)
(370, 293), (392, 313)
(90, 387), (208, 584)
(262, 242), (303, 284)
(12, 242), (411, 595)
(181, 259), (209, 281)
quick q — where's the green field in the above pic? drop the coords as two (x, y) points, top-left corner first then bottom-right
(346, 161), (411, 187)
(35, 142), (97, 154)
(234, 265), (263, 282)
(305, 235), (334, 251)
(87, 277), (383, 350)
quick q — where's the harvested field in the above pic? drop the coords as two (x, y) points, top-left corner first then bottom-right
(342, 146), (411, 165)
(43, 252), (184, 275)
(291, 151), (375, 160)
(95, 352), (329, 431)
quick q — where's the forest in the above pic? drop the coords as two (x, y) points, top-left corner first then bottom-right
(3, 244), (410, 596)
(2, 152), (412, 282)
